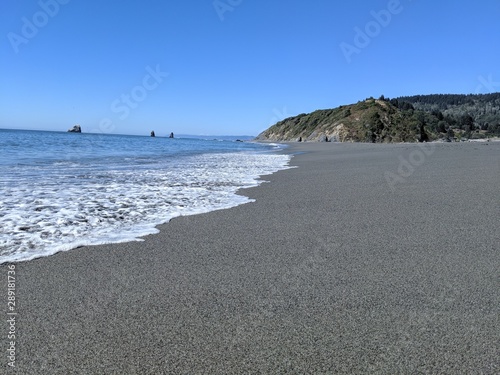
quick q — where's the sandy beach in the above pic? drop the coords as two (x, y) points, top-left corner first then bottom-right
(6, 141), (499, 374)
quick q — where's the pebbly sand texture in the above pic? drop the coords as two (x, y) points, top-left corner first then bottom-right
(7, 141), (500, 374)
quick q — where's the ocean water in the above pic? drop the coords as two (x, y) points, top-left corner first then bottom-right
(0, 129), (291, 263)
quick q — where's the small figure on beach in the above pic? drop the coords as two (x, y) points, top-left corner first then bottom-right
(151, 131), (155, 137)
(169, 132), (174, 138)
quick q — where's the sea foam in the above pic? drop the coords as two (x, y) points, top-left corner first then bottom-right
(0, 132), (292, 263)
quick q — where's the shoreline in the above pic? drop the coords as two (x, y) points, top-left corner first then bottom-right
(6, 141), (499, 373)
(0, 141), (291, 265)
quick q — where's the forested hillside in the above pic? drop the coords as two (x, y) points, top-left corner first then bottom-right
(256, 93), (500, 142)
(395, 93), (500, 136)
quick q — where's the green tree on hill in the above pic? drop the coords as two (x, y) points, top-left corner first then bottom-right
(437, 121), (448, 133)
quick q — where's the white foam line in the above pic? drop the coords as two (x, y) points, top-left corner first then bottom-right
(0, 152), (293, 264)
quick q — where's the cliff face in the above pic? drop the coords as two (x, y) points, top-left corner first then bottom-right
(256, 99), (431, 143)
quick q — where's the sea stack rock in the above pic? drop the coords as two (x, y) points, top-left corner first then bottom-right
(68, 125), (81, 133)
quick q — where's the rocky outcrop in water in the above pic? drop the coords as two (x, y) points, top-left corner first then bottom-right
(68, 125), (81, 133)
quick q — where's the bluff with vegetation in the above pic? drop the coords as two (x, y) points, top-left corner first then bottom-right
(256, 93), (500, 142)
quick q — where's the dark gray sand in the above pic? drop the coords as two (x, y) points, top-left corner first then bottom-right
(7, 142), (500, 374)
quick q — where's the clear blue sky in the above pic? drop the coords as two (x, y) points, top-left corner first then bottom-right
(1, 0), (499, 136)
